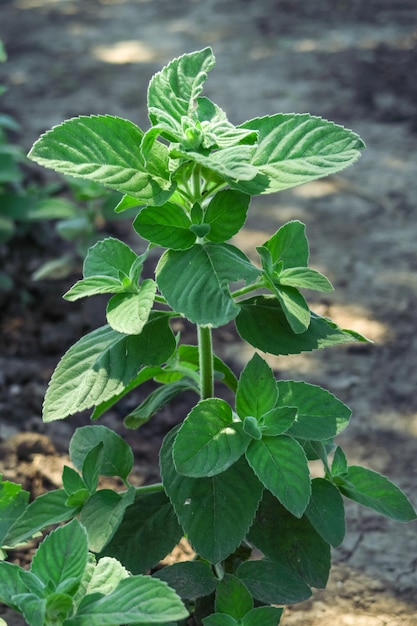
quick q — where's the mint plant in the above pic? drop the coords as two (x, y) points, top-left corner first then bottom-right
(0, 48), (415, 626)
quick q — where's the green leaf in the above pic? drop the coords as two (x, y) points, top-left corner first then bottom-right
(133, 202), (196, 249)
(106, 279), (156, 335)
(0, 479), (29, 545)
(237, 559), (311, 605)
(277, 380), (351, 440)
(236, 114), (365, 194)
(339, 466), (417, 522)
(261, 406), (297, 436)
(62, 465), (85, 496)
(215, 574), (252, 619)
(263, 220), (309, 268)
(83, 237), (140, 279)
(31, 519), (88, 592)
(236, 296), (368, 356)
(196, 97), (258, 149)
(203, 614), (237, 626)
(64, 276), (126, 301)
(91, 366), (166, 420)
(65, 575), (188, 625)
(113, 193), (141, 213)
(156, 243), (260, 327)
(70, 425), (133, 481)
(161, 427), (263, 563)
(173, 399), (249, 478)
(268, 284), (310, 334)
(305, 478), (345, 547)
(81, 443), (104, 493)
(241, 606), (283, 626)
(124, 379), (197, 429)
(331, 446), (348, 477)
(45, 592), (74, 623)
(4, 490), (79, 547)
(236, 353), (277, 419)
(248, 491), (330, 588)
(87, 557), (129, 596)
(278, 267), (334, 292)
(101, 490), (182, 574)
(80, 488), (136, 553)
(153, 560), (217, 599)
(174, 145), (258, 182)
(243, 416), (263, 440)
(43, 315), (176, 422)
(204, 190), (250, 242)
(245, 435), (311, 517)
(28, 115), (173, 203)
(0, 561), (44, 612)
(148, 47), (215, 132)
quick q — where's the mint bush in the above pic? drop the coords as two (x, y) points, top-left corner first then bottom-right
(0, 47), (415, 626)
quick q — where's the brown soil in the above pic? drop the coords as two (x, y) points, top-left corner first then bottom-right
(1, 1), (417, 624)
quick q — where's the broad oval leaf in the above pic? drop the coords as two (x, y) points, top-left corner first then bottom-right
(270, 283), (310, 334)
(106, 279), (156, 335)
(305, 478), (345, 547)
(236, 353), (277, 419)
(248, 491), (330, 588)
(4, 490), (79, 547)
(64, 276), (125, 302)
(28, 115), (173, 203)
(277, 380), (351, 440)
(236, 295), (368, 356)
(31, 519), (88, 591)
(148, 47), (215, 131)
(156, 243), (260, 327)
(102, 490), (182, 575)
(173, 398), (248, 477)
(261, 406), (297, 436)
(153, 560), (217, 600)
(83, 237), (139, 279)
(263, 220), (309, 268)
(133, 202), (195, 249)
(245, 435), (311, 518)
(161, 427), (263, 564)
(43, 315), (175, 422)
(215, 574), (253, 619)
(80, 489), (135, 553)
(278, 267), (334, 292)
(339, 466), (417, 522)
(235, 113), (365, 194)
(204, 189), (250, 242)
(237, 559), (311, 605)
(69, 425), (133, 480)
(66, 575), (188, 625)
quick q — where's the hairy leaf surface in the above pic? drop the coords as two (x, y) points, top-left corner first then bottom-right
(28, 115), (172, 203)
(161, 427), (263, 563)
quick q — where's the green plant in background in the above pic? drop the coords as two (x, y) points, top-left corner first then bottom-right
(0, 39), (133, 290)
(0, 48), (415, 626)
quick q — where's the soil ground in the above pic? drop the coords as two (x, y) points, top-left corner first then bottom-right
(1, 1), (417, 624)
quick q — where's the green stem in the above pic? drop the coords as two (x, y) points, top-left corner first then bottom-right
(193, 164), (202, 201)
(231, 278), (265, 300)
(135, 482), (165, 494)
(198, 325), (214, 399)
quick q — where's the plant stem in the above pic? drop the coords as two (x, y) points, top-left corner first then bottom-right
(135, 482), (165, 494)
(231, 278), (265, 300)
(198, 325), (214, 399)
